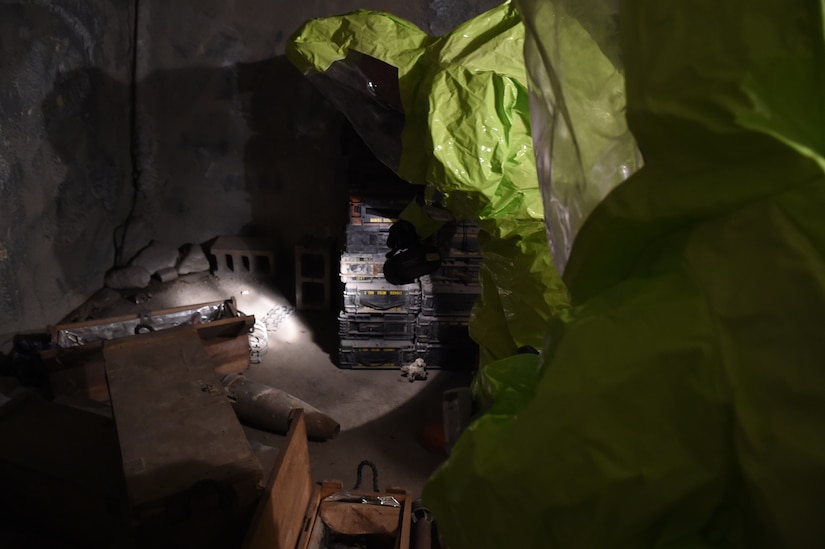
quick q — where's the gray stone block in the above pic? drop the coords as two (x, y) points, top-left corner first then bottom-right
(177, 243), (211, 275)
(130, 241), (179, 275)
(155, 267), (179, 283)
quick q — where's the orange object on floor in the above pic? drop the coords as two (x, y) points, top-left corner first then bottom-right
(419, 422), (447, 456)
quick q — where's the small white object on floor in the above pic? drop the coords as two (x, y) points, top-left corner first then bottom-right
(263, 305), (296, 332)
(248, 319), (269, 364)
(401, 358), (428, 382)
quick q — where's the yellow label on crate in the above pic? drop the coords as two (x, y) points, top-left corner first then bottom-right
(389, 290), (402, 295)
(378, 290), (388, 295)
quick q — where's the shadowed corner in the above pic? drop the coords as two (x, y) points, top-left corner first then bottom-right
(39, 67), (133, 326)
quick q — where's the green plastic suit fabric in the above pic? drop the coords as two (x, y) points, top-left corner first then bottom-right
(288, 3), (569, 371)
(519, 0), (642, 272)
(424, 0), (825, 547)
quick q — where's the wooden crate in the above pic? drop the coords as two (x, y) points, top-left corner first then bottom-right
(244, 410), (411, 549)
(104, 326), (262, 516)
(40, 299), (254, 402)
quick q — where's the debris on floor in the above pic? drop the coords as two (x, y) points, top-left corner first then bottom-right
(106, 241), (212, 290)
(1, 273), (461, 547)
(130, 240), (180, 277)
(262, 305), (296, 332)
(248, 319), (269, 364)
(401, 358), (428, 382)
(248, 305), (296, 364)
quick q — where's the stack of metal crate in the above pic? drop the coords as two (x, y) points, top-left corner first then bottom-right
(338, 194), (420, 369)
(338, 192), (482, 370)
(416, 221), (482, 369)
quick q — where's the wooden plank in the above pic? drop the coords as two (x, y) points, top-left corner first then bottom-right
(41, 342), (103, 362)
(203, 335), (251, 375)
(104, 326), (261, 509)
(244, 410), (315, 549)
(298, 484), (327, 549)
(390, 489), (411, 549)
(195, 314), (254, 339)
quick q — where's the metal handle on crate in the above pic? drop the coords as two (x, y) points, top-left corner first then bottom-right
(358, 357), (393, 366)
(358, 299), (401, 311)
(134, 323), (155, 334)
(353, 460), (380, 492)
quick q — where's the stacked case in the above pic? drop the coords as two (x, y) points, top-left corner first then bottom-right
(338, 193), (481, 370)
(339, 193), (420, 369)
(416, 221), (482, 369)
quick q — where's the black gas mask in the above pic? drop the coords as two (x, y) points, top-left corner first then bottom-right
(382, 220), (442, 285)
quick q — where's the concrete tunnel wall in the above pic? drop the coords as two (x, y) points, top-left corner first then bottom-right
(0, 0), (501, 351)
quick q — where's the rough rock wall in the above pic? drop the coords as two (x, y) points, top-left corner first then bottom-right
(131, 1), (350, 263)
(0, 1), (133, 349)
(128, 0), (440, 266)
(126, 0), (501, 282)
(0, 0), (502, 350)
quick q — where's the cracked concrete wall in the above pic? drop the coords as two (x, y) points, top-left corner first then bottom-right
(0, 0), (500, 351)
(0, 1), (134, 350)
